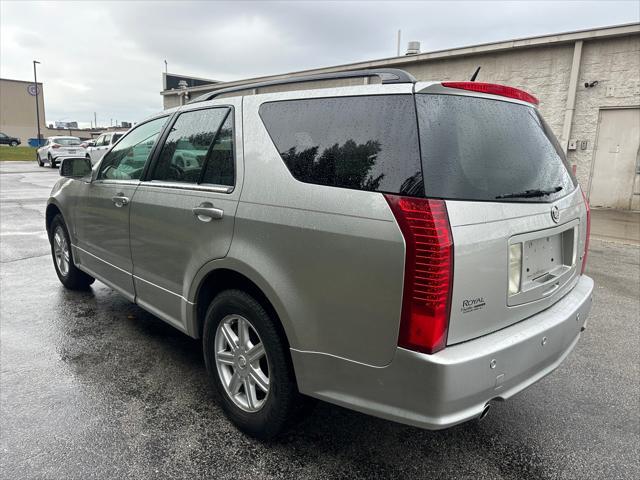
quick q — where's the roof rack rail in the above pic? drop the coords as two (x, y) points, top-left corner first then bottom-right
(188, 68), (416, 104)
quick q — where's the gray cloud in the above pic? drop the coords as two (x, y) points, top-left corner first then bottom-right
(1, 0), (638, 127)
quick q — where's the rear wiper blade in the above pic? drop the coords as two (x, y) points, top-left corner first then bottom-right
(495, 186), (563, 199)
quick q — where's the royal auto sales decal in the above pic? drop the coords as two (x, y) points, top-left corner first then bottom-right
(461, 297), (486, 314)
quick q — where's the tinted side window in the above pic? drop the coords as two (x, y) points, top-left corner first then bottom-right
(259, 95), (423, 196)
(150, 108), (230, 184)
(200, 113), (234, 186)
(98, 116), (168, 181)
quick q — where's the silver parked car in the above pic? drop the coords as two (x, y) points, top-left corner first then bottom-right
(46, 69), (593, 439)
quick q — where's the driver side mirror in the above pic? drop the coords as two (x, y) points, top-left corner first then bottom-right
(60, 157), (92, 179)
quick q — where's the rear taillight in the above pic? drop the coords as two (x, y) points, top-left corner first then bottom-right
(384, 195), (453, 354)
(581, 187), (591, 274)
(441, 81), (539, 106)
(51, 143), (61, 149)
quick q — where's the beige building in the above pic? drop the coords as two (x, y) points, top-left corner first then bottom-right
(0, 78), (47, 143)
(0, 77), (112, 142)
(162, 23), (640, 210)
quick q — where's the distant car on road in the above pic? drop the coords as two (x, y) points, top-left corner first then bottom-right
(36, 136), (84, 168)
(0, 132), (21, 146)
(86, 132), (124, 165)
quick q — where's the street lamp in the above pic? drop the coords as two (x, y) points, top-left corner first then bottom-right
(33, 60), (41, 145)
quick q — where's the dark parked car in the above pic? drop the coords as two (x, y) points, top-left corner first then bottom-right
(0, 132), (21, 146)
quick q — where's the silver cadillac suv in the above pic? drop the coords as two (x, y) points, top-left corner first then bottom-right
(46, 69), (594, 439)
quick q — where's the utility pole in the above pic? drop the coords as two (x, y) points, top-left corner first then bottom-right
(33, 60), (41, 144)
(397, 30), (401, 56)
(94, 112), (97, 129)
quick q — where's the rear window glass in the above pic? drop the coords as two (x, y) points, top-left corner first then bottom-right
(56, 138), (81, 146)
(259, 96), (424, 196)
(416, 94), (576, 202)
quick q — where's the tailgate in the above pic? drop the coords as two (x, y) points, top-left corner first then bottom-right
(445, 187), (588, 344)
(60, 146), (82, 155)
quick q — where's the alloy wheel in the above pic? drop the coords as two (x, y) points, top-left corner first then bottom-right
(214, 314), (270, 412)
(53, 227), (70, 276)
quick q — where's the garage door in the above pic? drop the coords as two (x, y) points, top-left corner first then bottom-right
(589, 108), (640, 210)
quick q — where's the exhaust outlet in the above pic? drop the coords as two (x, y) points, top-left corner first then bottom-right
(479, 403), (491, 421)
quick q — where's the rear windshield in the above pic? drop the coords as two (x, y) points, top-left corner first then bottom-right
(416, 94), (576, 202)
(55, 138), (81, 146)
(259, 96), (424, 196)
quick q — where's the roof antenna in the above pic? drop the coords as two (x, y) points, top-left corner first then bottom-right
(470, 66), (481, 82)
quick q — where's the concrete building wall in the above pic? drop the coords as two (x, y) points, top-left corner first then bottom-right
(0, 78), (47, 143)
(569, 35), (640, 189)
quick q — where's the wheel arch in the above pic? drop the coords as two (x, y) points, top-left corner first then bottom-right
(45, 202), (63, 239)
(190, 264), (297, 353)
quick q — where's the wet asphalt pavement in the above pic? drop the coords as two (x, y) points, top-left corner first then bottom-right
(1, 161), (638, 480)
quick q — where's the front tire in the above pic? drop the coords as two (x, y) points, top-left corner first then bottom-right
(10, 141), (17, 147)
(49, 214), (95, 289)
(203, 290), (308, 439)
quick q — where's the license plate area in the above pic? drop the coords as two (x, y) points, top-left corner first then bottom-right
(508, 219), (579, 307)
(523, 234), (564, 282)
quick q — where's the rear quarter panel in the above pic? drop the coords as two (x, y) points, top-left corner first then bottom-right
(234, 87), (410, 367)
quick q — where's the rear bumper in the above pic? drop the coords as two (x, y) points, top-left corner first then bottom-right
(292, 274), (594, 430)
(52, 153), (85, 162)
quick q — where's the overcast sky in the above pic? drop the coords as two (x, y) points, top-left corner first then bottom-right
(1, 0), (638, 127)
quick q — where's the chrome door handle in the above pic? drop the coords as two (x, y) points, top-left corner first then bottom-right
(193, 202), (223, 222)
(112, 195), (129, 207)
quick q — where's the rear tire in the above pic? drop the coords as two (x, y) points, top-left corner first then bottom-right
(49, 214), (95, 289)
(203, 289), (311, 439)
(36, 154), (44, 167)
(10, 141), (17, 147)
(48, 154), (56, 168)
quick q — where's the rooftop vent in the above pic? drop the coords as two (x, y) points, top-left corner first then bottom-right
(406, 41), (421, 55)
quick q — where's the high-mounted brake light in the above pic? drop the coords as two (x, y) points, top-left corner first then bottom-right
(581, 187), (591, 274)
(441, 81), (539, 106)
(384, 195), (453, 354)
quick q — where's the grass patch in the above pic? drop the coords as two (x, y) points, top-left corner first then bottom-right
(0, 146), (38, 162)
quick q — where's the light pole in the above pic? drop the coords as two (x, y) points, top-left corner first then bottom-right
(33, 60), (41, 145)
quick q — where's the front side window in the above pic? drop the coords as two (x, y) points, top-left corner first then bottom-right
(150, 107), (233, 185)
(259, 95), (423, 196)
(98, 116), (168, 181)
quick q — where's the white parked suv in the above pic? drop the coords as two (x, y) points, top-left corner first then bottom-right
(36, 136), (84, 168)
(86, 132), (125, 165)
